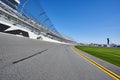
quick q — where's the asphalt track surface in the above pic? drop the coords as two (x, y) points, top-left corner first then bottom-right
(0, 32), (120, 80)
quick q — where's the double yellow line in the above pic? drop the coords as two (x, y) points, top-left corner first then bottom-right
(71, 47), (120, 80)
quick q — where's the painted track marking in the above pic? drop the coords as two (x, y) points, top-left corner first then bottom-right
(71, 47), (120, 80)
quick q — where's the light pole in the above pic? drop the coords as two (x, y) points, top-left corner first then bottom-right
(20, 0), (28, 14)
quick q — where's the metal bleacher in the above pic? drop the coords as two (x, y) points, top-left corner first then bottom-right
(0, 0), (76, 43)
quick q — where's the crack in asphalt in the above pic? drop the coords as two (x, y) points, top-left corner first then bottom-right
(12, 49), (48, 64)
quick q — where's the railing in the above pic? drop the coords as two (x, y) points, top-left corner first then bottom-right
(0, 1), (75, 43)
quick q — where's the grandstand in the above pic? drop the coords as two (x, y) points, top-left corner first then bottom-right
(0, 0), (76, 44)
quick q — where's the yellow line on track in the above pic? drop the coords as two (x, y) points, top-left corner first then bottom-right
(71, 46), (120, 80)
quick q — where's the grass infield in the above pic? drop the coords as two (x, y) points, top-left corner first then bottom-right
(75, 46), (120, 67)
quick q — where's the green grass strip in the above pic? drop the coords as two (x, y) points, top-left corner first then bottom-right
(75, 46), (120, 67)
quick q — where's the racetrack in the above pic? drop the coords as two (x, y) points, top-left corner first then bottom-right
(0, 32), (119, 80)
